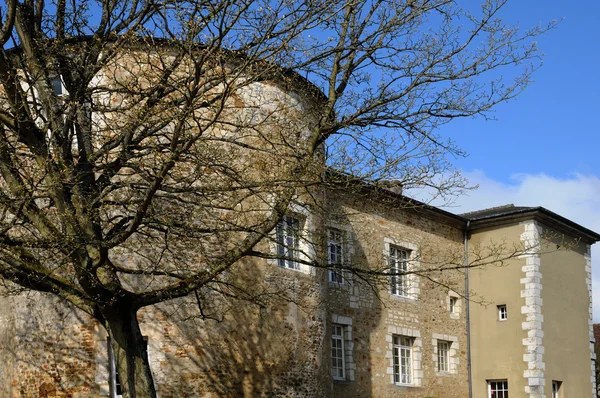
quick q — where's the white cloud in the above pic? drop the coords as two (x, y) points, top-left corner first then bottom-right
(448, 170), (600, 321)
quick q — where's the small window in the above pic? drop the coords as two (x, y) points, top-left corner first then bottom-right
(498, 305), (507, 321)
(449, 297), (457, 313)
(552, 380), (561, 398)
(389, 246), (410, 297)
(108, 337), (123, 398)
(51, 76), (65, 96)
(276, 216), (300, 269)
(328, 229), (344, 284)
(331, 324), (345, 380)
(488, 379), (508, 398)
(392, 335), (413, 385)
(437, 340), (450, 372)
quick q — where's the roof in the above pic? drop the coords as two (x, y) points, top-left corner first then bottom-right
(326, 172), (600, 243)
(460, 204), (535, 219)
(325, 169), (467, 227)
(461, 204), (600, 244)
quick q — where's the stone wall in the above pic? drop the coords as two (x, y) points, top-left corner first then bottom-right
(0, 188), (470, 397)
(324, 190), (469, 398)
(0, 292), (99, 397)
(1, 259), (329, 397)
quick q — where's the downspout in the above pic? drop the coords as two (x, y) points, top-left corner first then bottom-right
(464, 220), (473, 398)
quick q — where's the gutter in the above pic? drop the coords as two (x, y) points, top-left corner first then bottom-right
(464, 220), (473, 398)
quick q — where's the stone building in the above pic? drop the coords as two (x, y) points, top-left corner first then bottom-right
(0, 179), (473, 398)
(1, 185), (597, 397)
(594, 323), (600, 397)
(0, 39), (597, 398)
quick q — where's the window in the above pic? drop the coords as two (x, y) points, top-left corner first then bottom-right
(108, 336), (150, 398)
(107, 337), (123, 398)
(552, 380), (561, 398)
(328, 229), (344, 283)
(331, 324), (345, 379)
(449, 297), (457, 313)
(488, 380), (508, 398)
(389, 246), (410, 297)
(437, 340), (450, 372)
(393, 335), (413, 384)
(276, 216), (300, 269)
(51, 76), (65, 96)
(331, 315), (355, 381)
(498, 305), (507, 321)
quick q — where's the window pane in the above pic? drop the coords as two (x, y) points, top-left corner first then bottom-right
(390, 246), (410, 296)
(488, 380), (508, 398)
(277, 217), (300, 269)
(328, 229), (344, 283)
(392, 335), (413, 384)
(437, 341), (449, 372)
(331, 324), (345, 379)
(51, 78), (63, 96)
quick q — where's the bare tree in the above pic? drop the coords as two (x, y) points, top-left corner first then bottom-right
(0, 0), (553, 396)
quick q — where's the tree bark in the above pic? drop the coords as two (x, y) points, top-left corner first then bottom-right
(103, 303), (157, 398)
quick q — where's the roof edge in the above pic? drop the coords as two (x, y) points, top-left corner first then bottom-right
(326, 169), (600, 243)
(468, 207), (600, 244)
(325, 169), (468, 227)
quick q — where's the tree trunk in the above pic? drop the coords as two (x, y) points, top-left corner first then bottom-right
(103, 304), (157, 398)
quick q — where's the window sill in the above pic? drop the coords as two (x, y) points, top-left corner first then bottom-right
(436, 371), (456, 377)
(393, 383), (421, 389)
(329, 281), (347, 287)
(333, 377), (349, 382)
(277, 266), (305, 274)
(389, 293), (417, 303)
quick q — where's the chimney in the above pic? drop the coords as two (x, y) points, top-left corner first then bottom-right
(380, 180), (403, 195)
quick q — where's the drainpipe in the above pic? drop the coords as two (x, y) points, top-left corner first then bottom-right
(464, 220), (473, 398)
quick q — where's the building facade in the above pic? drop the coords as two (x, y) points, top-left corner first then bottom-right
(0, 39), (596, 398)
(465, 206), (598, 398)
(0, 190), (597, 397)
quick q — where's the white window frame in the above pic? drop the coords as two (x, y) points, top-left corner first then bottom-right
(432, 333), (458, 375)
(552, 380), (561, 398)
(384, 239), (419, 300)
(107, 337), (123, 398)
(437, 340), (450, 372)
(331, 324), (346, 380)
(330, 315), (355, 381)
(487, 379), (508, 398)
(449, 297), (457, 313)
(389, 245), (410, 297)
(328, 228), (344, 284)
(393, 335), (413, 385)
(50, 75), (66, 97)
(276, 215), (301, 270)
(498, 305), (507, 321)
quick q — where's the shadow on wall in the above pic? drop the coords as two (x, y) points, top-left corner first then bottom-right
(139, 260), (329, 398)
(0, 291), (99, 397)
(325, 207), (379, 398)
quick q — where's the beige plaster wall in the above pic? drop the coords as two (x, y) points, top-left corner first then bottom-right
(469, 223), (529, 398)
(541, 233), (594, 397)
(470, 220), (595, 398)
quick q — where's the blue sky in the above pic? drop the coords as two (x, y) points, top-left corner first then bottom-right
(445, 0), (599, 180)
(437, 1), (600, 320)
